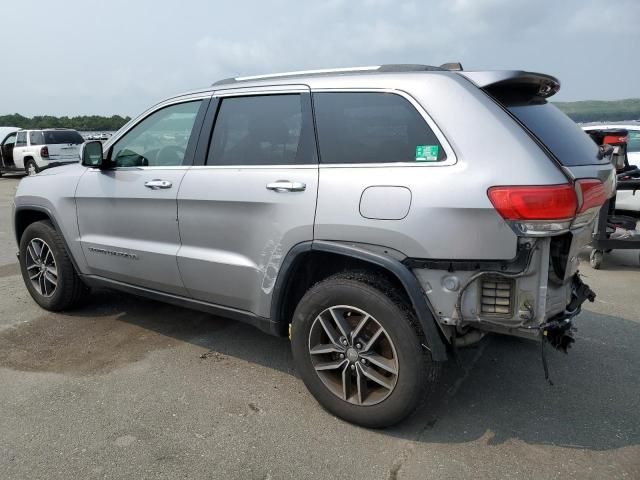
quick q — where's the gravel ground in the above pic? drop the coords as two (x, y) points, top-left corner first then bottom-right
(0, 175), (638, 479)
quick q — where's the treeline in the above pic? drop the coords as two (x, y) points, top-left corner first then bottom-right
(0, 113), (131, 132)
(554, 98), (640, 123)
(1, 99), (639, 130)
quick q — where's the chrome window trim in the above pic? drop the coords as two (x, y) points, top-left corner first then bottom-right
(86, 165), (192, 172)
(189, 164), (317, 171)
(212, 84), (310, 97)
(311, 88), (457, 168)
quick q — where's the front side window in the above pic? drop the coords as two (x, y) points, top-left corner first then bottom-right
(207, 94), (313, 166)
(313, 92), (446, 164)
(30, 131), (45, 145)
(111, 100), (203, 167)
(15, 132), (26, 147)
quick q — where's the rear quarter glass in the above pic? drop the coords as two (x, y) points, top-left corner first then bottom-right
(506, 102), (604, 167)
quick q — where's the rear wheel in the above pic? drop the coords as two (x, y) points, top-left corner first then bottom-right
(25, 159), (38, 176)
(19, 220), (86, 311)
(291, 271), (440, 428)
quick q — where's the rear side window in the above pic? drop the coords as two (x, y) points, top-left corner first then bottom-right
(29, 131), (44, 145)
(15, 132), (26, 147)
(313, 92), (446, 164)
(506, 102), (601, 166)
(43, 130), (84, 145)
(208, 94), (315, 166)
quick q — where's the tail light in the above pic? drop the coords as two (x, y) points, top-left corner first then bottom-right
(40, 146), (49, 158)
(488, 180), (607, 235)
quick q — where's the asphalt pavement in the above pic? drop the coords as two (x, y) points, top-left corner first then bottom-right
(0, 174), (638, 479)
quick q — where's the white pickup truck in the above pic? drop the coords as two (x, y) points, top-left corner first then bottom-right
(1, 128), (84, 176)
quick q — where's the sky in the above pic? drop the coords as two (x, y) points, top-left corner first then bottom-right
(1, 0), (639, 117)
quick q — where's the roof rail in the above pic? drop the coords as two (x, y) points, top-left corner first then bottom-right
(212, 63), (450, 86)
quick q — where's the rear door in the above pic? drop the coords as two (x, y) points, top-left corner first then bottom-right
(1, 132), (17, 167)
(177, 86), (318, 317)
(13, 131), (27, 168)
(76, 96), (210, 295)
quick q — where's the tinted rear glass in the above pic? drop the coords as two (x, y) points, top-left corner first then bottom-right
(208, 94), (314, 166)
(313, 92), (446, 164)
(507, 102), (601, 166)
(43, 130), (84, 145)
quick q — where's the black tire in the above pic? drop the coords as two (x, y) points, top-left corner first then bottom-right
(25, 159), (39, 176)
(19, 220), (86, 311)
(291, 271), (440, 428)
(590, 249), (603, 270)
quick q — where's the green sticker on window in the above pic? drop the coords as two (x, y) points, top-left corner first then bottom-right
(415, 145), (439, 161)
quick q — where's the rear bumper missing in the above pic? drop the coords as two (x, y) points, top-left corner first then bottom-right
(411, 234), (595, 345)
(541, 274), (595, 352)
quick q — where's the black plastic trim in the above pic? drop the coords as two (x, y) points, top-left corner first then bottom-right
(192, 97), (220, 166)
(80, 274), (278, 335)
(404, 245), (531, 272)
(270, 241), (313, 334)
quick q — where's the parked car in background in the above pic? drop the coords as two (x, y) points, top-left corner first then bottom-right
(583, 124), (640, 211)
(7, 128), (84, 176)
(0, 127), (20, 176)
(13, 64), (613, 427)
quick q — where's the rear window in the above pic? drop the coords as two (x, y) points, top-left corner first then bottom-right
(313, 92), (446, 164)
(43, 130), (84, 145)
(506, 102), (601, 166)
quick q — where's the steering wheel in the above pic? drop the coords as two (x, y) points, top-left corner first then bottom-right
(155, 145), (185, 165)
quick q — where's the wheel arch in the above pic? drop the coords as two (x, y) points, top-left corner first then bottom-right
(14, 205), (80, 273)
(271, 240), (448, 361)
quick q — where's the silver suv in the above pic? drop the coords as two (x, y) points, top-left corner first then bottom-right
(13, 64), (615, 427)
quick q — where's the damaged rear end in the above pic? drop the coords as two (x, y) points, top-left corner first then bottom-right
(412, 70), (615, 360)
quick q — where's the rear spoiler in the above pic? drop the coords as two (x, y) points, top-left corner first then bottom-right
(459, 70), (561, 100)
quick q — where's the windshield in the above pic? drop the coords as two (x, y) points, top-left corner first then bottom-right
(506, 102), (602, 166)
(43, 130), (84, 145)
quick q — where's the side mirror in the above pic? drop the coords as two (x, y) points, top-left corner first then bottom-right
(81, 141), (104, 168)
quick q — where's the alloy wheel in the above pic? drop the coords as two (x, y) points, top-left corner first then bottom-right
(308, 305), (399, 406)
(25, 238), (58, 297)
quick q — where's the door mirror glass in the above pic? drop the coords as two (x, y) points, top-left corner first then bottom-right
(81, 141), (104, 167)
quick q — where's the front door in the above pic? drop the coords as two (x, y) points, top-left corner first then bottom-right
(177, 88), (318, 317)
(1, 132), (17, 167)
(75, 97), (209, 295)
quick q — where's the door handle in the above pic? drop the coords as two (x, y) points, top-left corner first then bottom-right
(266, 180), (306, 192)
(144, 179), (172, 190)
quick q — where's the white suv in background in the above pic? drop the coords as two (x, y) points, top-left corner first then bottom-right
(11, 128), (84, 175)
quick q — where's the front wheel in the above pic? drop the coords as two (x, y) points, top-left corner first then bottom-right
(19, 220), (87, 310)
(291, 271), (440, 428)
